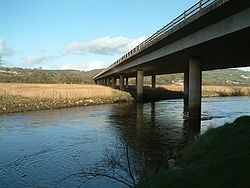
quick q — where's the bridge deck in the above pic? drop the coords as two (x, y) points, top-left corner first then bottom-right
(94, 0), (250, 80)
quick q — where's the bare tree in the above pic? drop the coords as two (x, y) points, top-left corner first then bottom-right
(55, 143), (151, 187)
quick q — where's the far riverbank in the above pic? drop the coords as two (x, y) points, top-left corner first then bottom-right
(0, 83), (250, 114)
(0, 83), (134, 114)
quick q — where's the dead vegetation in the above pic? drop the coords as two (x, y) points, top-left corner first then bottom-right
(0, 83), (133, 114)
(0, 83), (128, 100)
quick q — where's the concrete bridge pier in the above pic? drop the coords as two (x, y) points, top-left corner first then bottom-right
(184, 70), (189, 111)
(188, 57), (202, 122)
(125, 77), (129, 89)
(106, 77), (110, 86)
(137, 69), (144, 101)
(152, 75), (156, 89)
(111, 77), (116, 88)
(119, 75), (124, 91)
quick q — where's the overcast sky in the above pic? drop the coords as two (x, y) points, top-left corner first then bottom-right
(1, 0), (249, 71)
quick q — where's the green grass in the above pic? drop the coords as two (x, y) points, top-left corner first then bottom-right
(135, 116), (250, 188)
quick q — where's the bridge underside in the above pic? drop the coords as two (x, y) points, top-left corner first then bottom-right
(95, 1), (250, 137)
(112, 27), (250, 78)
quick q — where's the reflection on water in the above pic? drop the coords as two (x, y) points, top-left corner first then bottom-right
(0, 97), (250, 187)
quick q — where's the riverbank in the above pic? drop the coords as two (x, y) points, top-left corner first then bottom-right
(123, 85), (250, 102)
(0, 83), (134, 114)
(135, 115), (250, 188)
(159, 85), (250, 97)
(1, 83), (250, 114)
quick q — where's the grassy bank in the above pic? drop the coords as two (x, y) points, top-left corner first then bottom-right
(135, 116), (250, 188)
(0, 83), (134, 114)
(124, 85), (250, 102)
(125, 86), (183, 102)
(159, 85), (250, 97)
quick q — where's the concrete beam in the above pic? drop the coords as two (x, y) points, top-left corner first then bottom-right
(152, 75), (156, 89)
(137, 69), (144, 101)
(119, 75), (124, 90)
(188, 57), (202, 120)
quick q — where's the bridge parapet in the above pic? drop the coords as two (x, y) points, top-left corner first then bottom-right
(94, 0), (226, 80)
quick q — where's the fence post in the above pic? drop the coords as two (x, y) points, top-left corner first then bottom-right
(199, 0), (202, 10)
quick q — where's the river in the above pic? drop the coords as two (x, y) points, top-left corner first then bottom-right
(0, 97), (250, 188)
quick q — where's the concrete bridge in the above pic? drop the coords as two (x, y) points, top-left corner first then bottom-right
(94, 0), (250, 121)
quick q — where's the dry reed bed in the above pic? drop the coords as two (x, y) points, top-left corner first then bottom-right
(0, 83), (128, 99)
(0, 83), (133, 114)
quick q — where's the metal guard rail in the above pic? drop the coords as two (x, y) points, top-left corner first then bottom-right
(95, 0), (218, 79)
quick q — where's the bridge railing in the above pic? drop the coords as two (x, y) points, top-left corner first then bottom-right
(95, 0), (218, 79)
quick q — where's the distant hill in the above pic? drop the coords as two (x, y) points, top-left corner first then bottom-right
(0, 67), (249, 86)
(0, 67), (104, 84)
(143, 69), (250, 86)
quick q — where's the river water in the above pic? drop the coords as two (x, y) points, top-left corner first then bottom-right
(0, 97), (250, 188)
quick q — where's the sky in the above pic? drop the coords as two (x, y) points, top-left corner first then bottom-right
(0, 0), (249, 71)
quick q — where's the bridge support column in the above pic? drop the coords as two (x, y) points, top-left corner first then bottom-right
(106, 78), (109, 86)
(184, 70), (189, 111)
(125, 77), (129, 89)
(137, 69), (144, 101)
(111, 77), (116, 88)
(152, 75), (156, 89)
(188, 57), (202, 121)
(108, 77), (111, 86)
(119, 75), (124, 91)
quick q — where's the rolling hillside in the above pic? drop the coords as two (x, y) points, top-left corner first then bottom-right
(0, 67), (250, 86)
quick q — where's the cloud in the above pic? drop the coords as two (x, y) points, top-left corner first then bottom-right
(85, 61), (107, 71)
(0, 38), (17, 56)
(62, 36), (147, 56)
(39, 49), (48, 53)
(60, 60), (108, 71)
(23, 55), (57, 66)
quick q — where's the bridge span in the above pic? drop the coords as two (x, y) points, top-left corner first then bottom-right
(94, 0), (250, 123)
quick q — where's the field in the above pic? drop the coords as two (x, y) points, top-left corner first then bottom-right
(0, 83), (133, 114)
(0, 83), (129, 99)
